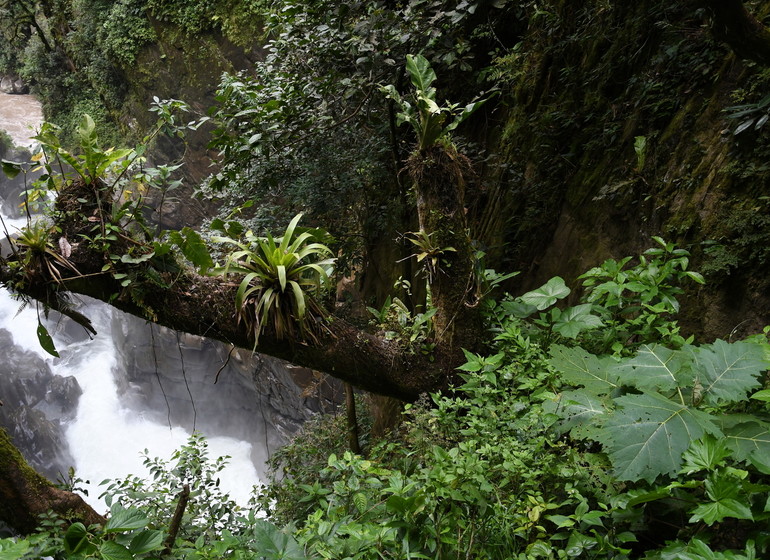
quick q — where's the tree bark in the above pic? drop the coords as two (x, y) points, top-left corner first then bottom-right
(0, 428), (104, 535)
(702, 0), (770, 66)
(409, 144), (484, 355)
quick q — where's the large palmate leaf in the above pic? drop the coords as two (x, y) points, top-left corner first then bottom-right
(612, 344), (692, 393)
(547, 390), (607, 438)
(552, 304), (604, 339)
(717, 415), (770, 463)
(596, 392), (719, 482)
(519, 276), (570, 310)
(690, 339), (768, 406)
(548, 345), (619, 395)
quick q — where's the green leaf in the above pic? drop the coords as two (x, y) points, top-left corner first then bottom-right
(104, 504), (149, 533)
(129, 529), (164, 555)
(548, 345), (619, 395)
(548, 390), (607, 437)
(1, 159), (22, 179)
(120, 251), (155, 264)
(37, 320), (60, 358)
(689, 500), (753, 525)
(353, 492), (368, 514)
(551, 304), (603, 338)
(596, 392), (719, 482)
(689, 474), (753, 524)
(691, 339), (768, 405)
(612, 344), (691, 393)
(750, 389), (770, 402)
(99, 541), (133, 560)
(64, 522), (91, 554)
(519, 276), (570, 310)
(0, 539), (30, 560)
(406, 54), (436, 93)
(169, 227), (214, 273)
(719, 416), (770, 463)
(251, 520), (306, 560)
(680, 436), (731, 474)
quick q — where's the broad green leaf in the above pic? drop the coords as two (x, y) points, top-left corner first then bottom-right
(353, 492), (368, 514)
(99, 541), (133, 560)
(615, 481), (691, 508)
(0, 159), (22, 179)
(500, 299), (538, 319)
(689, 474), (753, 523)
(129, 529), (164, 555)
(445, 98), (490, 134)
(750, 388), (770, 402)
(64, 522), (90, 554)
(691, 339), (768, 405)
(169, 227), (214, 272)
(104, 505), (149, 533)
(519, 276), (570, 310)
(680, 436), (731, 474)
(406, 54), (436, 93)
(251, 520), (306, 560)
(547, 390), (607, 437)
(551, 304), (603, 339)
(0, 539), (30, 560)
(548, 345), (619, 395)
(37, 320), (60, 358)
(120, 251), (155, 264)
(689, 499), (753, 525)
(612, 344), (691, 393)
(718, 416), (770, 463)
(596, 392), (719, 482)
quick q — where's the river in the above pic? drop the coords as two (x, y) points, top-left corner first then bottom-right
(0, 93), (43, 148)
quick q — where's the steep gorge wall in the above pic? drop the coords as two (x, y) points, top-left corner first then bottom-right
(21, 0), (770, 339)
(482, 0), (770, 339)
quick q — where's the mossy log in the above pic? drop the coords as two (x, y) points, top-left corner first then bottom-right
(0, 428), (104, 535)
(0, 177), (472, 401)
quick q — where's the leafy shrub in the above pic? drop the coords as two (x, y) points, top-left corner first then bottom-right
(100, 0), (157, 66)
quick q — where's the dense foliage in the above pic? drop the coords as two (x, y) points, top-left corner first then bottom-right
(5, 0), (770, 558)
(3, 244), (770, 559)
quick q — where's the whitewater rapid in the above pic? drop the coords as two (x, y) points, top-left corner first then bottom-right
(0, 94), (262, 512)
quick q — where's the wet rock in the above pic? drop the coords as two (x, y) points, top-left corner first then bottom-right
(0, 76), (29, 95)
(0, 329), (80, 480)
(10, 406), (75, 481)
(108, 309), (344, 478)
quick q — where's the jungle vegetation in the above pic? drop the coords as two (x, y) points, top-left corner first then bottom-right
(1, 0), (770, 558)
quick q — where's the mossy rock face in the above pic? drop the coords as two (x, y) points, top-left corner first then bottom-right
(480, 0), (770, 339)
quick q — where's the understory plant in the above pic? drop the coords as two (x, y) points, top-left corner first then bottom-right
(6, 241), (769, 559)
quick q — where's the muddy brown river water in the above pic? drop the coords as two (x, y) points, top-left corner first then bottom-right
(0, 93), (43, 148)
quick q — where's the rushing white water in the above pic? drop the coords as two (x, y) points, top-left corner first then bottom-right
(0, 94), (262, 512)
(0, 292), (262, 510)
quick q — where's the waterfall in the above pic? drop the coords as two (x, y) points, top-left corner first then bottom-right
(0, 292), (262, 509)
(0, 93), (339, 513)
